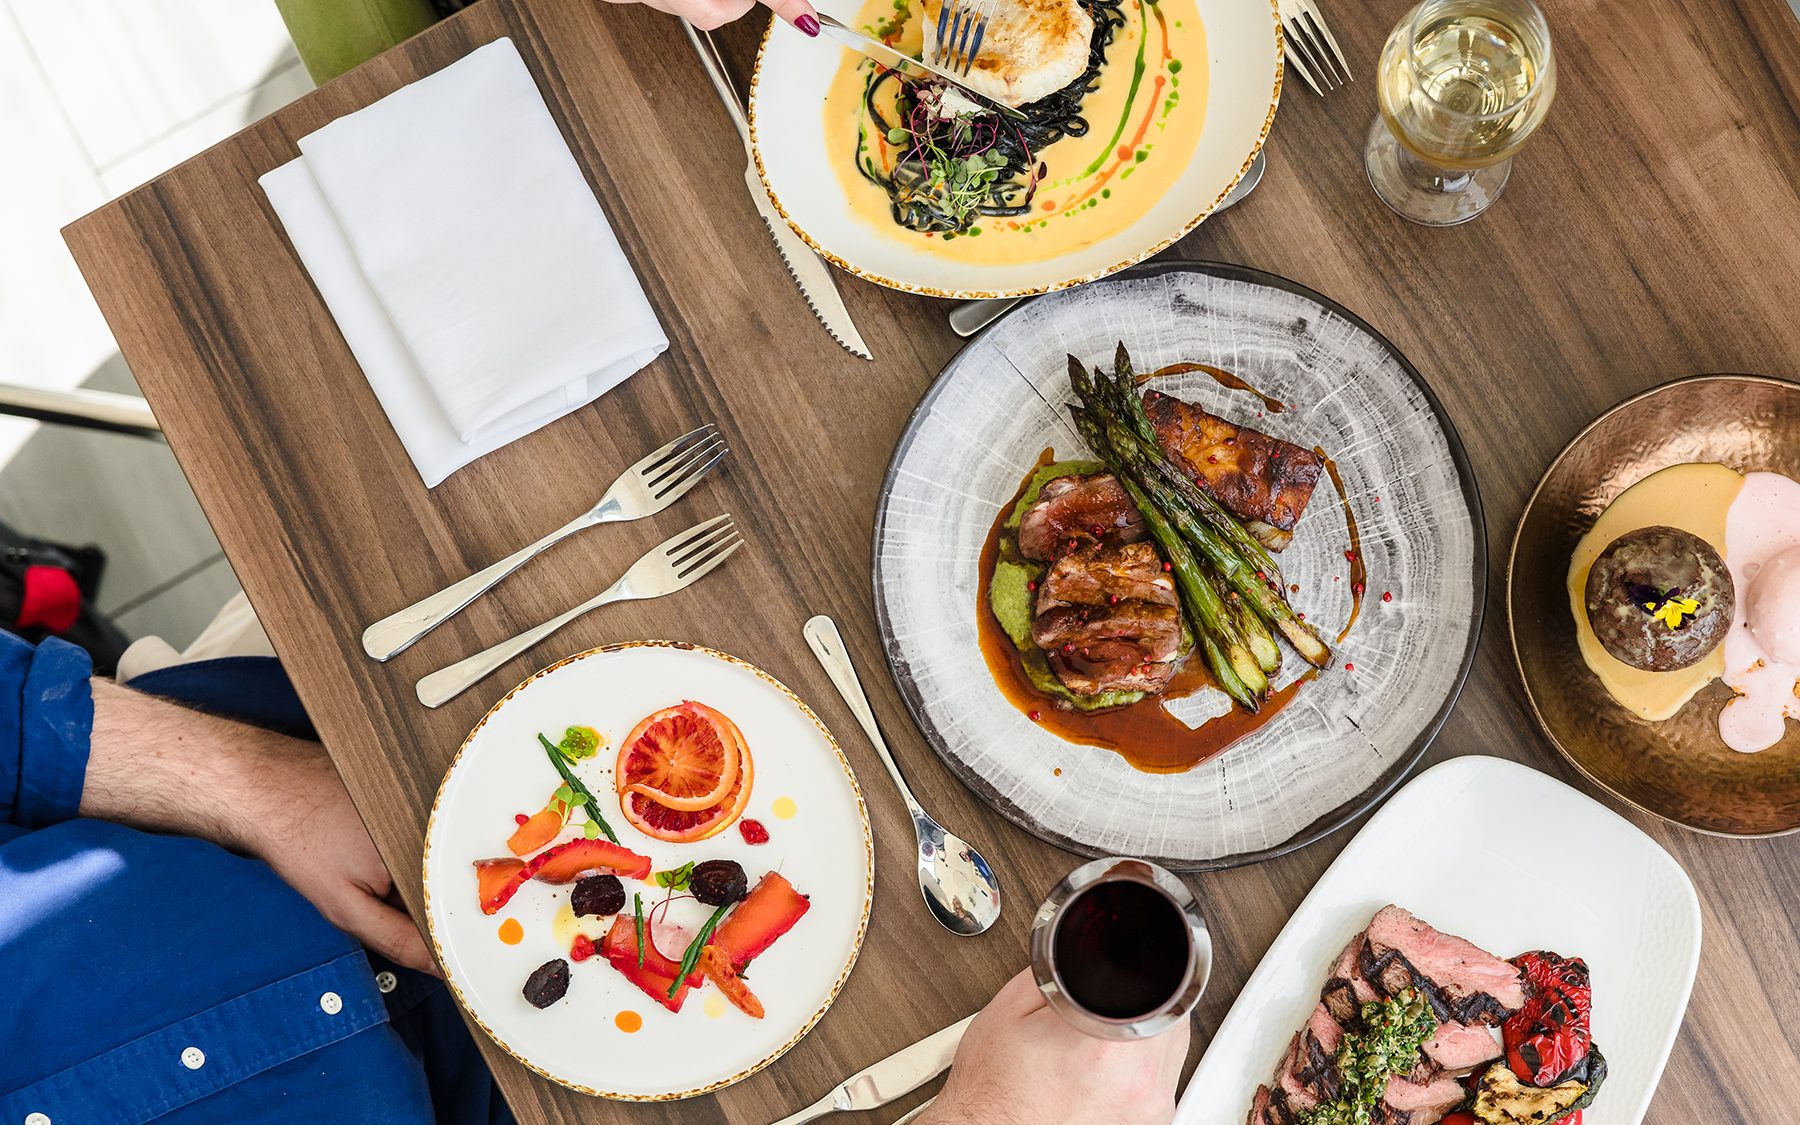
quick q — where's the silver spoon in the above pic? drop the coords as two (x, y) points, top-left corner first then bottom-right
(804, 615), (1002, 936)
(947, 149), (1269, 337)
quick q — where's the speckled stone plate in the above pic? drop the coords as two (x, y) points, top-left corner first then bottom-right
(872, 262), (1485, 869)
(422, 641), (873, 1100)
(1509, 374), (1800, 835)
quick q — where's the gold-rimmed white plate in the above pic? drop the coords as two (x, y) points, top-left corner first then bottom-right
(748, 0), (1281, 299)
(422, 641), (873, 1100)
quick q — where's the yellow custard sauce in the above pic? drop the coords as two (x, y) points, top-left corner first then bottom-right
(1566, 462), (1745, 719)
(821, 0), (1208, 265)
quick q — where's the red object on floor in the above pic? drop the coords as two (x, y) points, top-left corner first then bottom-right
(17, 565), (81, 633)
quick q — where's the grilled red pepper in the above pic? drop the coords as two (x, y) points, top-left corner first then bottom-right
(1504, 952), (1593, 1087)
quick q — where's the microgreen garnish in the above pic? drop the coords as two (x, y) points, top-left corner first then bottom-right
(633, 893), (646, 968)
(538, 733), (618, 844)
(656, 862), (696, 891)
(668, 904), (731, 999)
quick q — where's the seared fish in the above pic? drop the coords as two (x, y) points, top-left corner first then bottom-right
(921, 0), (1096, 108)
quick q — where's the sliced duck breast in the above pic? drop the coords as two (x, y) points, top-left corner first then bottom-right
(1017, 474), (1147, 562)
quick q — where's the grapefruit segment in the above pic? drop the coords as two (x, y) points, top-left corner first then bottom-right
(616, 700), (755, 843)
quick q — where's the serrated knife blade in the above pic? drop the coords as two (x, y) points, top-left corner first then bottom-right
(770, 1014), (973, 1125)
(684, 20), (872, 361)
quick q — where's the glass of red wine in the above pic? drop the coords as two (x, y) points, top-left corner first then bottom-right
(1029, 857), (1211, 1039)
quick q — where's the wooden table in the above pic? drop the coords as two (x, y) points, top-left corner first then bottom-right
(62, 0), (1800, 1119)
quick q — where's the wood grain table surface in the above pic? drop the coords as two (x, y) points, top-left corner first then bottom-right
(61, 0), (1800, 1120)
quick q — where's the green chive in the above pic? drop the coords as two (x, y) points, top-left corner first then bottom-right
(633, 893), (646, 968)
(538, 733), (617, 843)
(667, 904), (730, 999)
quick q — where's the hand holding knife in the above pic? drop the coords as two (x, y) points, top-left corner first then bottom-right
(682, 21), (873, 360)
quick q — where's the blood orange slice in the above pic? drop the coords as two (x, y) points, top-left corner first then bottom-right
(617, 701), (754, 843)
(622, 702), (740, 812)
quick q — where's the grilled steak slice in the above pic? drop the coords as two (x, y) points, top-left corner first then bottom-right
(1362, 905), (1526, 1026)
(1017, 473), (1147, 562)
(1376, 1073), (1467, 1124)
(1322, 933), (1382, 1023)
(1422, 1020), (1502, 1073)
(1036, 542), (1178, 611)
(1273, 1033), (1321, 1114)
(1296, 1004), (1345, 1102)
(1032, 542), (1184, 695)
(1144, 391), (1323, 542)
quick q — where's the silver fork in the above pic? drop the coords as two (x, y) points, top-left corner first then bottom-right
(414, 514), (744, 707)
(1278, 0), (1353, 95)
(361, 425), (726, 661)
(935, 0), (998, 75)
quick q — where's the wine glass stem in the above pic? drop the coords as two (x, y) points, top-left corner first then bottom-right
(1395, 142), (1474, 194)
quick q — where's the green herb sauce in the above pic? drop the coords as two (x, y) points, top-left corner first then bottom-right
(1297, 989), (1438, 1125)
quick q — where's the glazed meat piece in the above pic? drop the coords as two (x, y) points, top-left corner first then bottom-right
(1036, 541), (1178, 610)
(1017, 473), (1147, 562)
(1362, 905), (1527, 1026)
(1144, 391), (1323, 549)
(1032, 542), (1183, 696)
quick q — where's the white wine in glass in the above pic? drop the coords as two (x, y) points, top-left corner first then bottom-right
(1365, 0), (1556, 225)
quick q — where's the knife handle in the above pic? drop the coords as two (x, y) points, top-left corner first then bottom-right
(682, 21), (752, 145)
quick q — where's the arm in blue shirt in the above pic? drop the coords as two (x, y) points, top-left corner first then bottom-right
(0, 634), (501, 1124)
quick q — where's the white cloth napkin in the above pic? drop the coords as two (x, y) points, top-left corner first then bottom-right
(260, 37), (667, 487)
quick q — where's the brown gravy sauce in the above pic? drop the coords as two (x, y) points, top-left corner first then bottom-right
(976, 450), (1311, 774)
(1319, 448), (1365, 644)
(1139, 362), (1289, 414)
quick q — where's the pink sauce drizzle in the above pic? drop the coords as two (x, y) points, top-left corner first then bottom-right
(1721, 472), (1800, 752)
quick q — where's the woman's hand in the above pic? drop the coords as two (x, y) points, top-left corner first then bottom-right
(83, 679), (436, 974)
(919, 969), (1191, 1125)
(599, 0), (820, 36)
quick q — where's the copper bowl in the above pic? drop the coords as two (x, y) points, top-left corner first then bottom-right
(1509, 374), (1800, 835)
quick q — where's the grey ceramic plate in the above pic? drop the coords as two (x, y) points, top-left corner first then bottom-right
(871, 262), (1485, 869)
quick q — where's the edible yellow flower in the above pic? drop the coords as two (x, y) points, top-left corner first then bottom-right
(1646, 596), (1701, 629)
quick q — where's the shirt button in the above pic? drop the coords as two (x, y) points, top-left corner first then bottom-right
(26, 1113), (50, 1125)
(375, 971), (398, 994)
(320, 991), (343, 1015)
(180, 1046), (205, 1070)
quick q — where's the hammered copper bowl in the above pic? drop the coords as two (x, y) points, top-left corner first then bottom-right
(1509, 374), (1800, 835)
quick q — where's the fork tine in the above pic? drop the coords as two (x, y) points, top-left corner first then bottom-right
(675, 536), (744, 584)
(935, 0), (953, 50)
(1284, 21), (1330, 93)
(1281, 22), (1326, 95)
(1294, 15), (1344, 87)
(658, 513), (732, 559)
(669, 520), (737, 568)
(651, 446), (728, 503)
(1299, 0), (1352, 83)
(643, 434), (726, 492)
(632, 423), (716, 477)
(964, 16), (989, 74)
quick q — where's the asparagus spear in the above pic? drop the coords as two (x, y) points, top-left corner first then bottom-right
(1070, 405), (1266, 709)
(1099, 350), (1286, 589)
(1223, 573), (1282, 674)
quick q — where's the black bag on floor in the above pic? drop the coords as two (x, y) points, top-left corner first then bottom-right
(0, 520), (130, 675)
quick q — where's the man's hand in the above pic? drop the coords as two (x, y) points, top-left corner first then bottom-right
(919, 970), (1190, 1125)
(82, 679), (436, 974)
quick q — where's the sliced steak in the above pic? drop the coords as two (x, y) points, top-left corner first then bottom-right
(1273, 1033), (1321, 1114)
(1032, 542), (1184, 696)
(1362, 905), (1526, 1026)
(1017, 473), (1147, 562)
(1321, 932), (1381, 1024)
(1422, 1020), (1502, 1073)
(1297, 1004), (1345, 1102)
(1144, 391), (1324, 540)
(1378, 1073), (1466, 1124)
(1036, 542), (1178, 611)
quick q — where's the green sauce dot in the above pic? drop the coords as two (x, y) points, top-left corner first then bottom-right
(969, 226), (982, 236)
(1101, 188), (1112, 199)
(1134, 149), (1149, 163)
(1169, 59), (1183, 74)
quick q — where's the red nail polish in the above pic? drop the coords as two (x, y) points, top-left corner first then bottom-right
(796, 13), (820, 35)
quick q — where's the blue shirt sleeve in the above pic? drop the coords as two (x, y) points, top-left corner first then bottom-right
(0, 633), (93, 829)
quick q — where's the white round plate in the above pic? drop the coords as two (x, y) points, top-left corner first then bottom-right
(423, 641), (873, 1100)
(873, 262), (1485, 869)
(747, 0), (1280, 298)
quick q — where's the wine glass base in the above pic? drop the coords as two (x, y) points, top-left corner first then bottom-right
(1364, 118), (1512, 227)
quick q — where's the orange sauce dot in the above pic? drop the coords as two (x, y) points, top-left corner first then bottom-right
(615, 1010), (643, 1033)
(1053, 767), (1063, 776)
(1118, 145), (1134, 162)
(496, 918), (524, 945)
(1043, 200), (1057, 212)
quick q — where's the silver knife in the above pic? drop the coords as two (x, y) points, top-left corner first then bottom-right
(683, 21), (873, 360)
(771, 1014), (973, 1125)
(813, 14), (1024, 119)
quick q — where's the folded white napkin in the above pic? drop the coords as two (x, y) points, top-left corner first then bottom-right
(260, 37), (667, 487)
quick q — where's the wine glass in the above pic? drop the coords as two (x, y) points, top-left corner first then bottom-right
(1365, 0), (1557, 226)
(1029, 857), (1211, 1039)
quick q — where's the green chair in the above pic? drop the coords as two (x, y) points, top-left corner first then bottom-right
(273, 0), (444, 85)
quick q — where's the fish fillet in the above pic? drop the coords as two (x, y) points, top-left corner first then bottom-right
(920, 0), (1095, 108)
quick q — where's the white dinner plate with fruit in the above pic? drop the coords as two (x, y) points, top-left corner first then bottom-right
(422, 640), (874, 1100)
